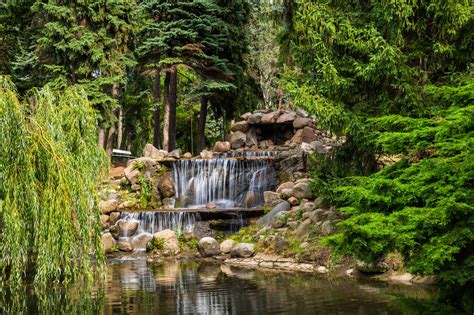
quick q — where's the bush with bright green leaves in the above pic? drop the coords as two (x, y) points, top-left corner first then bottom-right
(316, 78), (473, 310)
(0, 77), (107, 286)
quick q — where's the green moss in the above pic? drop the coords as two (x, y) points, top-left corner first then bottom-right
(146, 238), (165, 251)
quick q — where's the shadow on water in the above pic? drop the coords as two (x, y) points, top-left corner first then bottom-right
(1, 258), (462, 314)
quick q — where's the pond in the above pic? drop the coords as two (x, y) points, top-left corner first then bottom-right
(2, 257), (436, 314)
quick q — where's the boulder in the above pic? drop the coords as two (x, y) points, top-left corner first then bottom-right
(321, 220), (335, 235)
(261, 111), (278, 124)
(230, 243), (255, 258)
(295, 219), (312, 239)
(183, 152), (193, 159)
(293, 182), (313, 200)
(220, 239), (236, 254)
(241, 112), (252, 120)
(291, 127), (317, 144)
(116, 220), (139, 237)
(276, 181), (294, 194)
(244, 191), (258, 208)
(259, 139), (274, 149)
(124, 167), (140, 186)
(162, 197), (175, 208)
(213, 141), (231, 153)
(308, 209), (325, 224)
(245, 128), (258, 148)
(231, 121), (249, 133)
(100, 215), (110, 229)
(300, 201), (315, 212)
(101, 232), (116, 253)
(230, 131), (246, 149)
(117, 240), (133, 252)
(256, 201), (291, 226)
(168, 149), (182, 159)
(295, 107), (309, 117)
(131, 232), (153, 250)
(272, 211), (288, 228)
(247, 112), (264, 124)
(109, 225), (120, 240)
(198, 237), (221, 257)
(293, 117), (312, 129)
(152, 229), (180, 254)
(288, 196), (299, 206)
(274, 236), (289, 253)
(276, 112), (296, 124)
(143, 143), (168, 160)
(159, 175), (176, 198)
(100, 199), (119, 214)
(280, 188), (293, 200)
(263, 191), (282, 208)
(200, 149), (213, 159)
(109, 212), (121, 225)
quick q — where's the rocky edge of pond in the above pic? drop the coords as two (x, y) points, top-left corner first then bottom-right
(99, 108), (439, 287)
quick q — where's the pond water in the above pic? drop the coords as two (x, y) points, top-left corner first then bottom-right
(2, 257), (436, 314)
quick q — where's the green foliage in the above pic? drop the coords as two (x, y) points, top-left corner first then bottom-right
(0, 78), (107, 286)
(322, 78), (473, 310)
(147, 237), (165, 251)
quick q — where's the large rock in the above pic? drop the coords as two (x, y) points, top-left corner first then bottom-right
(247, 112), (264, 124)
(131, 232), (153, 250)
(291, 127), (317, 144)
(100, 199), (119, 214)
(276, 112), (296, 124)
(321, 220), (335, 235)
(276, 181), (294, 194)
(200, 150), (213, 159)
(100, 214), (110, 229)
(159, 175), (176, 198)
(293, 182), (313, 200)
(307, 209), (325, 224)
(101, 232), (116, 253)
(245, 128), (258, 147)
(117, 240), (133, 252)
(143, 143), (168, 160)
(213, 141), (231, 153)
(152, 229), (180, 253)
(168, 149), (182, 159)
(263, 191), (282, 208)
(230, 131), (246, 149)
(220, 239), (236, 254)
(109, 211), (121, 225)
(244, 191), (258, 208)
(230, 243), (255, 258)
(295, 219), (312, 239)
(356, 260), (389, 274)
(256, 201), (291, 226)
(116, 220), (139, 237)
(231, 121), (249, 133)
(261, 111), (278, 124)
(293, 117), (312, 129)
(198, 237), (221, 257)
(109, 225), (120, 240)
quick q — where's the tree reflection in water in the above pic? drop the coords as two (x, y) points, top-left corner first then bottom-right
(1, 258), (449, 314)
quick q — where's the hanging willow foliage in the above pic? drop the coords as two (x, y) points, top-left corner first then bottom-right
(0, 76), (107, 286)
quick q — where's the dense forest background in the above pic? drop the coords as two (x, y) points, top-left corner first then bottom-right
(0, 0), (472, 311)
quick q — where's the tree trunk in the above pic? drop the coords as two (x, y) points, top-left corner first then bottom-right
(163, 72), (171, 151)
(153, 72), (161, 149)
(197, 96), (208, 153)
(98, 128), (106, 149)
(106, 82), (121, 160)
(117, 106), (123, 149)
(168, 66), (177, 151)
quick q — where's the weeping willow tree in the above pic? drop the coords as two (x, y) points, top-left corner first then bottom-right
(0, 77), (107, 286)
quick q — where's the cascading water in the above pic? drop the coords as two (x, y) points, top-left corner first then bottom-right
(173, 151), (277, 209)
(118, 151), (277, 240)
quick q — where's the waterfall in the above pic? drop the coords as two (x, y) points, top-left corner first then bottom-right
(118, 151), (277, 239)
(120, 211), (198, 235)
(173, 151), (277, 209)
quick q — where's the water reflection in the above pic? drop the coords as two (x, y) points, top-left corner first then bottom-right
(2, 258), (439, 314)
